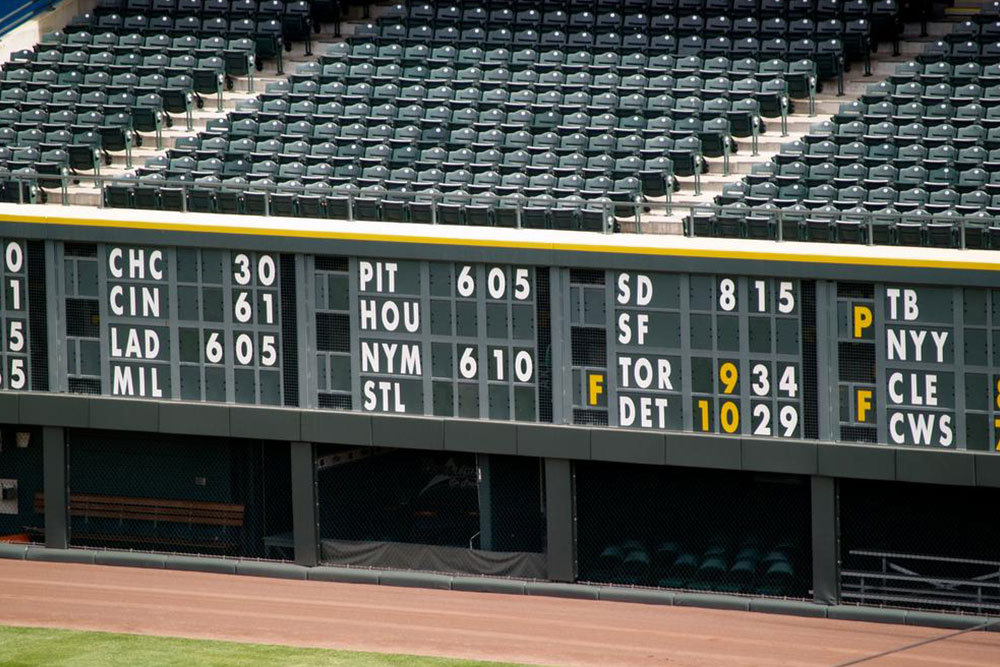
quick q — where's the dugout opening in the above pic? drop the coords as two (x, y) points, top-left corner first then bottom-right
(840, 479), (1000, 616)
(61, 430), (293, 560)
(575, 461), (812, 598)
(316, 445), (546, 578)
(0, 427), (43, 544)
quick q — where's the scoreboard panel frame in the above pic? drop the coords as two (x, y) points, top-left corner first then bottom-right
(1, 207), (999, 452)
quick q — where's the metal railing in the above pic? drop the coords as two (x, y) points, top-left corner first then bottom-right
(683, 202), (1000, 249)
(0, 171), (658, 233)
(842, 550), (1000, 615)
(2, 170), (1000, 248)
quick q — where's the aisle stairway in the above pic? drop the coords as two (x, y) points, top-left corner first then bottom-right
(636, 18), (953, 233)
(58, 5), (370, 206)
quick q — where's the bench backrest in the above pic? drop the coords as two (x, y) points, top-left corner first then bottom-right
(35, 492), (244, 527)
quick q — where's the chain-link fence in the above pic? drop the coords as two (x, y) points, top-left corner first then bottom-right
(840, 479), (1000, 616)
(0, 427), (43, 544)
(63, 430), (293, 560)
(576, 462), (812, 598)
(317, 446), (546, 577)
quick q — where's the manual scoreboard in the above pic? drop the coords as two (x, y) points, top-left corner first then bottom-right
(2, 233), (998, 451)
(313, 257), (544, 421)
(836, 283), (1000, 451)
(61, 242), (292, 404)
(568, 270), (813, 438)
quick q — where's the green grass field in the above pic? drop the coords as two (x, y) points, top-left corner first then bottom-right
(0, 626), (528, 667)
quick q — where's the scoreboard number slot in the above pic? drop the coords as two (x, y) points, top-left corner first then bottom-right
(457, 265), (531, 301)
(218, 252), (280, 369)
(1, 241), (28, 390)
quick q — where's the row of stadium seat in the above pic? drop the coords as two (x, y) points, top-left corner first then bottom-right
(223, 98), (765, 133)
(87, 0), (341, 38)
(61, 16), (291, 68)
(588, 538), (801, 595)
(7, 31), (256, 94)
(727, 181), (1000, 208)
(943, 20), (1000, 43)
(296, 63), (795, 92)
(918, 40), (1000, 65)
(380, 0), (896, 20)
(884, 60), (1000, 86)
(687, 208), (1000, 248)
(91, 0), (316, 17)
(348, 29), (847, 89)
(742, 156), (1000, 187)
(360, 23), (850, 54)
(141, 134), (684, 192)
(0, 102), (164, 157)
(102, 182), (623, 229)
(148, 141), (681, 181)
(374, 10), (872, 39)
(315, 43), (818, 78)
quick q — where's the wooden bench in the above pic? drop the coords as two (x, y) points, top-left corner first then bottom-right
(35, 492), (245, 554)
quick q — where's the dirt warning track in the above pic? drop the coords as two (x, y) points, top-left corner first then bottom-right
(0, 560), (997, 666)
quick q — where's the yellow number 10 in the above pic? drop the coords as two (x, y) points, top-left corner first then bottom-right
(696, 399), (740, 434)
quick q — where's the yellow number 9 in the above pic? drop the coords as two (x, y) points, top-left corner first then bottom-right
(719, 362), (738, 394)
(995, 377), (1000, 411)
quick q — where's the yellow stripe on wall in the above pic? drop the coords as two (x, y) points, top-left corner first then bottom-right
(2, 212), (999, 273)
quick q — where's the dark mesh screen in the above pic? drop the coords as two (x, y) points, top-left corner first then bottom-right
(841, 479), (1000, 615)
(0, 426), (44, 544)
(576, 462), (812, 598)
(280, 253), (298, 407)
(64, 431), (293, 560)
(26, 240), (48, 391)
(317, 446), (545, 576)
